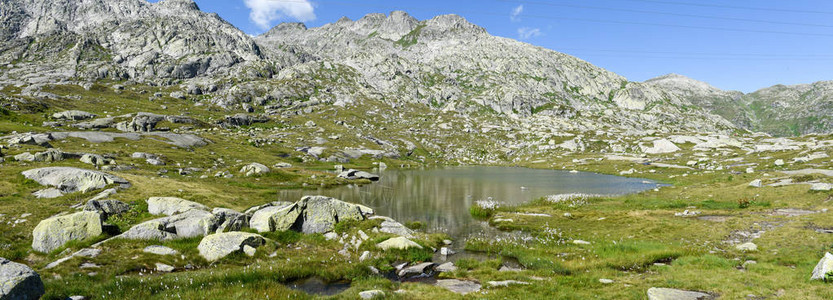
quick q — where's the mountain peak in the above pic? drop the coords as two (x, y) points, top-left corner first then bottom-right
(157, 0), (199, 11)
(423, 14), (487, 37)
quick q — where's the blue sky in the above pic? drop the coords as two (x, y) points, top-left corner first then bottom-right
(153, 0), (833, 93)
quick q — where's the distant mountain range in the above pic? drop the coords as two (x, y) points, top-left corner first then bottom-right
(1, 0), (830, 136)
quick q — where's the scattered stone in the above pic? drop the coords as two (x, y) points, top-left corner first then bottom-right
(674, 210), (701, 217)
(812, 252), (833, 281)
(0, 257), (45, 300)
(240, 163), (270, 176)
(647, 287), (714, 300)
(33, 188), (64, 199)
(488, 280), (530, 287)
(359, 290), (385, 299)
(143, 246), (179, 256)
(52, 110), (96, 121)
(377, 237), (422, 250)
(337, 169), (380, 181)
(22, 167), (129, 194)
(748, 179), (762, 188)
(774, 159), (785, 166)
(243, 245), (257, 257)
(572, 240), (591, 245)
(642, 139), (681, 154)
(359, 251), (371, 262)
(273, 162), (292, 168)
(370, 216), (414, 237)
(435, 262), (457, 272)
(147, 197), (208, 216)
(155, 263), (175, 272)
(435, 279), (481, 295)
(197, 232), (265, 262)
(84, 199), (130, 220)
(599, 278), (614, 284)
(398, 262), (434, 278)
(80, 153), (110, 166)
(811, 183), (833, 191)
(32, 211), (102, 253)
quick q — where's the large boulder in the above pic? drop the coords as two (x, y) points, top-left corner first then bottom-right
(369, 216), (414, 238)
(240, 163), (270, 177)
(84, 199), (130, 221)
(812, 252), (833, 280)
(32, 211), (102, 253)
(211, 208), (249, 233)
(120, 210), (219, 240)
(198, 232), (265, 262)
(376, 237), (422, 250)
(337, 169), (380, 181)
(434, 279), (481, 295)
(52, 110), (96, 121)
(0, 258), (44, 300)
(297, 196), (366, 234)
(647, 287), (714, 300)
(147, 197), (208, 216)
(22, 167), (129, 194)
(641, 139), (681, 154)
(249, 203), (301, 233)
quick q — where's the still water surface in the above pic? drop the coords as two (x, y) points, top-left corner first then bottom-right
(278, 166), (661, 241)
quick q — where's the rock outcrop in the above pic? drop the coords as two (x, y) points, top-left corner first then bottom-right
(0, 258), (44, 300)
(32, 211), (102, 253)
(198, 232), (265, 262)
(22, 167), (129, 194)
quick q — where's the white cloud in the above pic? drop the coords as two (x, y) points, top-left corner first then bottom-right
(244, 0), (316, 30)
(518, 27), (542, 39)
(510, 5), (523, 22)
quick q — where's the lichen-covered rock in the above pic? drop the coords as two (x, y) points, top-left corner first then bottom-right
(211, 208), (249, 233)
(198, 232), (265, 262)
(812, 252), (833, 280)
(147, 197), (208, 216)
(79, 154), (110, 166)
(121, 210), (219, 240)
(434, 279), (481, 295)
(297, 196), (365, 234)
(84, 199), (130, 220)
(240, 163), (270, 176)
(22, 167), (129, 194)
(376, 237), (422, 250)
(369, 216), (414, 238)
(32, 211), (102, 253)
(143, 245), (179, 256)
(52, 110), (96, 121)
(337, 169), (380, 181)
(0, 257), (44, 300)
(647, 287), (714, 300)
(249, 203), (300, 233)
(32, 188), (64, 199)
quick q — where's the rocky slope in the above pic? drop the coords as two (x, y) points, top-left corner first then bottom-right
(0, 1), (830, 136)
(645, 74), (833, 136)
(255, 11), (736, 133)
(0, 0), (299, 83)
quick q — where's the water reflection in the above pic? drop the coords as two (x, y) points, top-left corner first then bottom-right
(277, 166), (661, 240)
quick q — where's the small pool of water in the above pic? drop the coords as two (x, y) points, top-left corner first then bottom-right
(278, 166), (662, 242)
(286, 277), (350, 296)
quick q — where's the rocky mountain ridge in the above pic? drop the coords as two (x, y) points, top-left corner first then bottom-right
(0, 1), (829, 136)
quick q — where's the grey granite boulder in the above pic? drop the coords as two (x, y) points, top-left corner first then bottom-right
(52, 110), (96, 121)
(198, 232), (265, 262)
(22, 167), (129, 194)
(647, 287), (714, 300)
(0, 258), (44, 300)
(147, 197), (208, 216)
(32, 211), (102, 253)
(84, 199), (130, 220)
